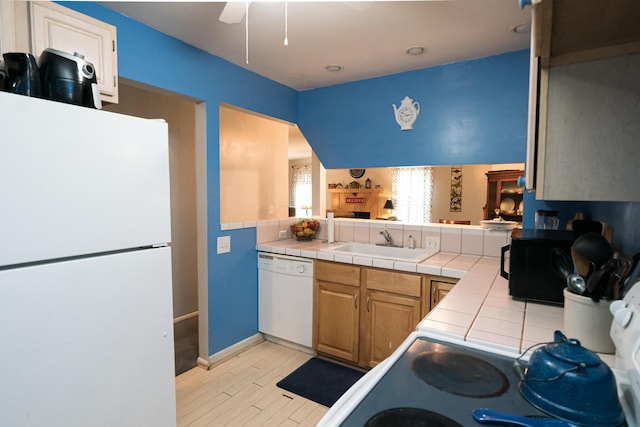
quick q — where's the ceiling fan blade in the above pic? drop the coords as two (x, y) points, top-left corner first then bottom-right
(219, 2), (250, 24)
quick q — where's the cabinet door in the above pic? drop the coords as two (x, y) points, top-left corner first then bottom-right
(525, 0), (640, 201)
(431, 281), (455, 308)
(0, 0), (16, 54)
(30, 1), (118, 104)
(535, 53), (640, 201)
(530, 0), (640, 67)
(314, 281), (360, 363)
(525, 49), (541, 192)
(364, 291), (420, 367)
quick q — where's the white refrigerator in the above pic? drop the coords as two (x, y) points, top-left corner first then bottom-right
(0, 91), (177, 426)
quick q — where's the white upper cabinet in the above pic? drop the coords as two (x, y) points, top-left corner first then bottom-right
(531, 0), (640, 67)
(535, 53), (640, 201)
(29, 1), (118, 104)
(525, 0), (640, 201)
(0, 1), (16, 57)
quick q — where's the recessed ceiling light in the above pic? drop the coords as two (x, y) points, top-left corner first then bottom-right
(325, 65), (343, 72)
(512, 22), (531, 34)
(406, 46), (425, 56)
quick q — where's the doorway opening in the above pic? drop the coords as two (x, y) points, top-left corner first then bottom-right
(103, 79), (208, 375)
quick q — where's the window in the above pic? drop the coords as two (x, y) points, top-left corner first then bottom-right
(290, 164), (312, 216)
(391, 166), (433, 223)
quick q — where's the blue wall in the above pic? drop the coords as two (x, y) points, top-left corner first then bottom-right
(60, 3), (638, 357)
(522, 196), (640, 255)
(298, 50), (530, 168)
(298, 47), (639, 255)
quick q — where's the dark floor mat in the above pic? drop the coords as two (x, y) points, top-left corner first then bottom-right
(277, 357), (365, 407)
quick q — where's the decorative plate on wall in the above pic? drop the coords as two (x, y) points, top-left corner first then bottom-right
(349, 169), (366, 178)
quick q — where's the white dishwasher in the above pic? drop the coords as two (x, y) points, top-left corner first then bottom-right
(258, 252), (314, 348)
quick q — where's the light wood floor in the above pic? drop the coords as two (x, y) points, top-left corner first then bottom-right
(175, 340), (329, 426)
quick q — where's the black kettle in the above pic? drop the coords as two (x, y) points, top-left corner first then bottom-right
(2, 53), (42, 97)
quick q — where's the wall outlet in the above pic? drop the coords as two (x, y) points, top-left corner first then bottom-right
(278, 230), (287, 239)
(217, 235), (231, 254)
(268, 205), (274, 215)
(426, 236), (440, 251)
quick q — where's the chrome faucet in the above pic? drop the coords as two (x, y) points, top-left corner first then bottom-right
(379, 229), (393, 246)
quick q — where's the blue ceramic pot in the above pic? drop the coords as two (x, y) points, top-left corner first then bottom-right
(519, 331), (624, 426)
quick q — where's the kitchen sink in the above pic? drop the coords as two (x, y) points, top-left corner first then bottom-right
(321, 242), (438, 263)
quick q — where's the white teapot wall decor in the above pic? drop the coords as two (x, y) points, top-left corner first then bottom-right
(392, 96), (420, 131)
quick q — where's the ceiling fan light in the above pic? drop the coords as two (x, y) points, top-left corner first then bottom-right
(219, 1), (251, 24)
(325, 65), (343, 72)
(406, 46), (425, 56)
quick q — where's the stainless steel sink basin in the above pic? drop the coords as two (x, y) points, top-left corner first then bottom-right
(321, 242), (438, 263)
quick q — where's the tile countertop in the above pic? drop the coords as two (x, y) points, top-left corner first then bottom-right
(256, 239), (616, 366)
(416, 256), (616, 365)
(256, 239), (477, 278)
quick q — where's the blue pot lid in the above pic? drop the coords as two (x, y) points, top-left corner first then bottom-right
(544, 331), (601, 367)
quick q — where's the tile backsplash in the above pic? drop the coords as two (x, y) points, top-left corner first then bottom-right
(251, 217), (511, 257)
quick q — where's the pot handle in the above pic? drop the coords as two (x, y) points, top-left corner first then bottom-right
(552, 330), (582, 347)
(554, 330), (567, 342)
(500, 244), (510, 280)
(472, 408), (573, 426)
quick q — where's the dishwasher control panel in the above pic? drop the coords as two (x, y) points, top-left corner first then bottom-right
(258, 252), (314, 277)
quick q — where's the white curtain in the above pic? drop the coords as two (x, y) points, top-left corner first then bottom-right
(391, 166), (433, 223)
(290, 164), (312, 215)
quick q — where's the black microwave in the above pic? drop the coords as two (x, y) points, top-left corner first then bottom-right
(501, 229), (575, 305)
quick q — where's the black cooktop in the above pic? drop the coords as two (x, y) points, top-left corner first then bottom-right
(340, 336), (548, 426)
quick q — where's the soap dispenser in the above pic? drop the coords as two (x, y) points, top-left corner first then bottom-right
(408, 235), (415, 249)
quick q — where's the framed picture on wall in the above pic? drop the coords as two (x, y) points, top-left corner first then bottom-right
(450, 167), (462, 212)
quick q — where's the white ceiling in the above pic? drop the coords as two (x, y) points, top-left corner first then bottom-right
(101, 1), (532, 91)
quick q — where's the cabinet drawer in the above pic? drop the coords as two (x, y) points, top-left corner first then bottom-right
(315, 260), (360, 286)
(365, 268), (421, 297)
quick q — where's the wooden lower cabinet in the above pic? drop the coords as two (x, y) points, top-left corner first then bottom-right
(363, 291), (421, 367)
(313, 260), (457, 368)
(314, 281), (360, 363)
(429, 277), (458, 309)
(361, 268), (423, 367)
(313, 261), (361, 363)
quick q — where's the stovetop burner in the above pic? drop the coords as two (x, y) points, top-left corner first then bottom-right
(412, 351), (509, 398)
(340, 337), (548, 426)
(365, 407), (462, 427)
